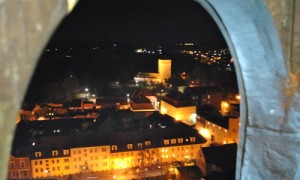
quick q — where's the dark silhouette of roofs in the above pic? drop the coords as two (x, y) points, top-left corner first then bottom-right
(131, 89), (156, 97)
(202, 143), (237, 171)
(186, 85), (223, 94)
(162, 91), (194, 107)
(197, 105), (229, 129)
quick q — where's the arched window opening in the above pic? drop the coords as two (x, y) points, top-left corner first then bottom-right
(4, 0), (296, 180)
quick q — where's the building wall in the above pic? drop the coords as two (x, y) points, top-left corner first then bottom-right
(70, 146), (110, 173)
(198, 118), (239, 146)
(158, 59), (171, 83)
(160, 100), (196, 125)
(31, 157), (71, 178)
(29, 142), (202, 178)
(228, 118), (239, 144)
(7, 156), (32, 179)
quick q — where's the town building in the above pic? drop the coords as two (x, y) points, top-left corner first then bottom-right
(185, 86), (224, 110)
(96, 98), (129, 110)
(13, 111), (206, 178)
(134, 59), (171, 84)
(129, 89), (157, 112)
(197, 105), (239, 146)
(7, 154), (32, 180)
(160, 91), (197, 125)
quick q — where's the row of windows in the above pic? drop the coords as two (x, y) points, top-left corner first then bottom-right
(34, 149), (69, 158)
(35, 166), (70, 173)
(73, 155), (107, 162)
(72, 147), (107, 155)
(164, 137), (195, 145)
(8, 170), (29, 177)
(9, 161), (26, 168)
(161, 146), (194, 152)
(33, 158), (69, 165)
(34, 138), (196, 159)
(112, 141), (151, 151)
(111, 152), (134, 158)
(73, 162), (108, 169)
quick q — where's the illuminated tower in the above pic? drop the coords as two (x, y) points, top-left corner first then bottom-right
(158, 59), (171, 83)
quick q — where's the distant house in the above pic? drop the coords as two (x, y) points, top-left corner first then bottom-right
(21, 110), (206, 178)
(19, 103), (36, 121)
(130, 89), (157, 112)
(8, 147), (32, 180)
(197, 105), (239, 145)
(185, 86), (223, 110)
(83, 101), (94, 110)
(221, 99), (240, 118)
(131, 89), (157, 105)
(96, 97), (129, 110)
(134, 72), (161, 84)
(134, 59), (171, 84)
(130, 95), (155, 112)
(64, 99), (82, 110)
(160, 91), (196, 125)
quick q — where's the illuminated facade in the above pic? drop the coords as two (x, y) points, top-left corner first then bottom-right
(158, 59), (171, 83)
(220, 99), (240, 118)
(70, 146), (111, 173)
(7, 156), (32, 180)
(134, 59), (172, 84)
(198, 116), (239, 146)
(30, 149), (72, 178)
(160, 91), (196, 125)
(25, 112), (206, 178)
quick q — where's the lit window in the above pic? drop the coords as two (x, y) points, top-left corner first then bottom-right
(52, 150), (58, 156)
(102, 147), (107, 152)
(145, 141), (151, 146)
(178, 138), (183, 144)
(190, 137), (196, 142)
(171, 139), (176, 144)
(127, 144), (133, 149)
(35, 152), (42, 158)
(164, 139), (169, 145)
(9, 162), (15, 168)
(20, 161), (25, 168)
(137, 143), (143, 149)
(63, 149), (69, 155)
(112, 145), (117, 151)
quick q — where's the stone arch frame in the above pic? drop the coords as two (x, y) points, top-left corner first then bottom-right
(0, 0), (298, 179)
(196, 0), (297, 179)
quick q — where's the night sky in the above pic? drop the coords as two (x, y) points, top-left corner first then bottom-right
(25, 0), (229, 102)
(48, 0), (226, 45)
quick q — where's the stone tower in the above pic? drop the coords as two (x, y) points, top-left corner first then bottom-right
(158, 59), (171, 83)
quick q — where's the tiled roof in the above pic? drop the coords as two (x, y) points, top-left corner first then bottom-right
(162, 91), (194, 107)
(186, 86), (223, 94)
(197, 105), (229, 129)
(17, 111), (206, 159)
